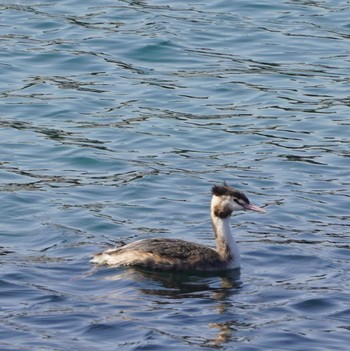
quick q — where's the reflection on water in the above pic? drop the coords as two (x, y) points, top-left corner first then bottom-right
(112, 267), (241, 297)
(98, 267), (242, 348)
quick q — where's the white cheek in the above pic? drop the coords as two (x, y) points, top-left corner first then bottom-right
(231, 201), (244, 211)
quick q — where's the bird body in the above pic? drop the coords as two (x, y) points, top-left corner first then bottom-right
(91, 183), (265, 271)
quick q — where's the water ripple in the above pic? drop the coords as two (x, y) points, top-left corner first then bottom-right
(1, 0), (350, 350)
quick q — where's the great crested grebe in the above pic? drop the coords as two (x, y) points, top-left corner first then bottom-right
(91, 183), (266, 271)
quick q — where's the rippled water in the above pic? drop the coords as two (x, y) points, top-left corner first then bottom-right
(1, 0), (350, 350)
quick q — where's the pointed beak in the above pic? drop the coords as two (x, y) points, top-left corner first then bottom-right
(243, 203), (266, 213)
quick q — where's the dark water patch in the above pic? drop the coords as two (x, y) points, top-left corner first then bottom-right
(291, 297), (338, 314)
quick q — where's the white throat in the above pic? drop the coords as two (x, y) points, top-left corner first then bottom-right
(211, 198), (241, 268)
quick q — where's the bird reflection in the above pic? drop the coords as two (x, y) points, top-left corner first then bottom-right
(103, 267), (243, 347)
(134, 267), (241, 298)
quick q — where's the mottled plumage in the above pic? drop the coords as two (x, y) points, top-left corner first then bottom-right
(93, 238), (226, 271)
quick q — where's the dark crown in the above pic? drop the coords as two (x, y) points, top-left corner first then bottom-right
(211, 183), (250, 204)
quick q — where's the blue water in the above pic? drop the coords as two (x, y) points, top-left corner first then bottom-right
(1, 0), (350, 350)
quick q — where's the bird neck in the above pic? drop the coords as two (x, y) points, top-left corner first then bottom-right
(211, 212), (240, 268)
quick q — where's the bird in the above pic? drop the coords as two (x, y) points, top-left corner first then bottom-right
(91, 183), (265, 271)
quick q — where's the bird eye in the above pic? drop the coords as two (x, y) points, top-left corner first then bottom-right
(234, 198), (246, 208)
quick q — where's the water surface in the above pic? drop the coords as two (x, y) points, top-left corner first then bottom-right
(1, 0), (350, 350)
